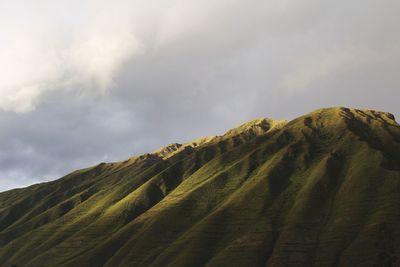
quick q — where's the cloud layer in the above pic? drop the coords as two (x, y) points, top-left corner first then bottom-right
(1, 0), (400, 191)
(0, 0), (145, 112)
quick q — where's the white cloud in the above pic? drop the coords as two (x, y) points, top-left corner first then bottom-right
(0, 0), (327, 113)
(0, 0), (143, 112)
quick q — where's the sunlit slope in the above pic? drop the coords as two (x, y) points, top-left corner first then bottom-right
(1, 107), (399, 267)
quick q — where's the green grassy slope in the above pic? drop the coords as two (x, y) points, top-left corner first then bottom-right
(0, 107), (399, 267)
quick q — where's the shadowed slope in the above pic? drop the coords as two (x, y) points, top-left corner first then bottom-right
(0, 107), (399, 267)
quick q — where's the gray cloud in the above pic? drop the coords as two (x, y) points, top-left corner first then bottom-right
(1, 0), (400, 191)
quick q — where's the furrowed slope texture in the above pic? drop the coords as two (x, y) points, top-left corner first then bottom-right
(0, 107), (399, 267)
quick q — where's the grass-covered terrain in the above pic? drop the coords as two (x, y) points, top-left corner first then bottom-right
(0, 107), (399, 267)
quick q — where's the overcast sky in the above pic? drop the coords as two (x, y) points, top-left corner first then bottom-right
(0, 0), (399, 192)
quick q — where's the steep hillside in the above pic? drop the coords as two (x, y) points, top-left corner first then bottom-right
(1, 107), (400, 267)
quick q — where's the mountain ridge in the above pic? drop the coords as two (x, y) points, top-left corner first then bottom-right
(0, 106), (399, 267)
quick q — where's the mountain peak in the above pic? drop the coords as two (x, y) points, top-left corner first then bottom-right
(223, 117), (287, 138)
(309, 107), (398, 125)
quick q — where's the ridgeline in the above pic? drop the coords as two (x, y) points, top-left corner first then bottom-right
(1, 107), (399, 267)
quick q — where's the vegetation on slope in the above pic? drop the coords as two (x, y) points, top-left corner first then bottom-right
(0, 107), (399, 267)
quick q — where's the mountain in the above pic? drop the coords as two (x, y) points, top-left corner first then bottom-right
(1, 107), (400, 267)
